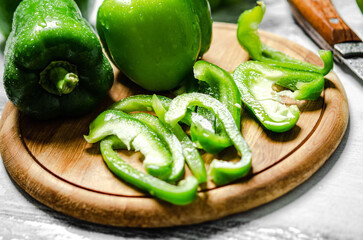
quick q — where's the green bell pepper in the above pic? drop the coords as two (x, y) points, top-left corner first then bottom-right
(237, 1), (333, 76)
(0, 0), (94, 39)
(100, 135), (198, 205)
(3, 0), (113, 119)
(85, 110), (173, 180)
(164, 93), (252, 186)
(96, 0), (212, 91)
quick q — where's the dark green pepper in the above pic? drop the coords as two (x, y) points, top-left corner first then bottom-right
(237, 1), (333, 75)
(0, 0), (94, 39)
(3, 0), (113, 119)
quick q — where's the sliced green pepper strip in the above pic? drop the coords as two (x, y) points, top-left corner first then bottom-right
(190, 60), (242, 154)
(110, 94), (172, 113)
(100, 135), (198, 205)
(233, 61), (305, 132)
(164, 93), (252, 186)
(194, 61), (241, 127)
(84, 110), (172, 180)
(237, 1), (333, 76)
(152, 95), (207, 184)
(129, 112), (185, 183)
(110, 94), (195, 126)
(109, 94), (214, 129)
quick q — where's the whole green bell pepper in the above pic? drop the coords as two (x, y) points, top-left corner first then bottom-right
(0, 0), (94, 39)
(3, 0), (113, 119)
(96, 0), (212, 91)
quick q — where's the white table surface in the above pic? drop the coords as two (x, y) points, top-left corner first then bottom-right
(1, 0), (363, 239)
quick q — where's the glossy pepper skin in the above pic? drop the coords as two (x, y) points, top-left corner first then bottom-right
(0, 0), (94, 39)
(3, 0), (113, 119)
(96, 0), (212, 91)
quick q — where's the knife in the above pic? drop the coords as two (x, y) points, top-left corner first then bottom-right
(288, 0), (363, 81)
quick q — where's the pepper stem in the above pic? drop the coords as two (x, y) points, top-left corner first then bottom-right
(39, 61), (79, 96)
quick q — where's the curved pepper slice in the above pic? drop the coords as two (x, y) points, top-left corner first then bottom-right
(130, 112), (185, 183)
(110, 94), (194, 126)
(190, 60), (242, 154)
(233, 61), (303, 132)
(84, 110), (172, 180)
(110, 94), (172, 113)
(101, 135), (198, 205)
(237, 1), (333, 76)
(164, 93), (252, 186)
(109, 95), (207, 184)
(152, 95), (207, 184)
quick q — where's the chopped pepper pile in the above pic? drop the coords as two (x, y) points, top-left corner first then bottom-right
(85, 1), (332, 205)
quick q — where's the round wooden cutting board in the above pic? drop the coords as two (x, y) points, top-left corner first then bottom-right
(0, 23), (348, 227)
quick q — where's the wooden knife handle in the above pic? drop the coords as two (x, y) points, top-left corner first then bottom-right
(288, 0), (360, 46)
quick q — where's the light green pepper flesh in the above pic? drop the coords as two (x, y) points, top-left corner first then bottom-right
(84, 110), (172, 180)
(164, 93), (252, 186)
(152, 95), (208, 184)
(237, 1), (333, 76)
(101, 135), (198, 205)
(191, 60), (242, 154)
(109, 95), (207, 184)
(130, 112), (185, 183)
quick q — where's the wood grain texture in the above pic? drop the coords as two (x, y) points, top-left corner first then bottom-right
(288, 0), (360, 45)
(0, 22), (349, 228)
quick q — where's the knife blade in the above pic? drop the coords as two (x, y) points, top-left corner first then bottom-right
(287, 0), (363, 80)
